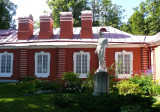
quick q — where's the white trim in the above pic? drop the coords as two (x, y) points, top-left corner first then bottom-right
(115, 50), (133, 79)
(81, 18), (93, 20)
(80, 16), (92, 18)
(35, 51), (50, 78)
(40, 18), (54, 22)
(0, 52), (14, 77)
(60, 20), (73, 21)
(73, 51), (90, 78)
(18, 19), (34, 25)
(60, 17), (73, 18)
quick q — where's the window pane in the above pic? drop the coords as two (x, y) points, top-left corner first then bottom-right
(6, 55), (11, 73)
(124, 54), (130, 74)
(1, 55), (6, 73)
(43, 55), (48, 73)
(82, 55), (87, 74)
(118, 54), (123, 74)
(76, 55), (81, 73)
(37, 55), (42, 73)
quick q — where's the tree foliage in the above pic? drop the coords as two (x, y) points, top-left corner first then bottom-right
(46, 0), (89, 27)
(120, 0), (160, 35)
(46, 0), (124, 28)
(101, 0), (124, 28)
(0, 0), (17, 29)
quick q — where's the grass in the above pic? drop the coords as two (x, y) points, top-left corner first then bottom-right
(0, 83), (160, 112)
(0, 83), (55, 112)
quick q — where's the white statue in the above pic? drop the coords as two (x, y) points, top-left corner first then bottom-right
(95, 32), (108, 72)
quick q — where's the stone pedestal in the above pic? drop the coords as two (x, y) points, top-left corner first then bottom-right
(92, 72), (109, 96)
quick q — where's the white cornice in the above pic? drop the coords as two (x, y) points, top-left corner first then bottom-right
(0, 43), (145, 49)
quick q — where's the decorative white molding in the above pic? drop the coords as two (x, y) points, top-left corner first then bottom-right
(115, 51), (133, 79)
(0, 52), (14, 77)
(73, 51), (90, 78)
(35, 51), (50, 78)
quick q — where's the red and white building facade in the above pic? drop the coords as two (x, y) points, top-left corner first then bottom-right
(0, 11), (159, 82)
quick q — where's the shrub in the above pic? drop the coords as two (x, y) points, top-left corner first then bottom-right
(62, 72), (82, 93)
(116, 80), (143, 95)
(19, 76), (36, 82)
(129, 74), (159, 95)
(109, 74), (118, 93)
(149, 82), (160, 96)
(16, 79), (39, 94)
(17, 77), (65, 95)
(35, 79), (65, 92)
(51, 94), (78, 107)
(121, 104), (151, 112)
(82, 72), (94, 93)
(107, 63), (119, 93)
(51, 93), (157, 112)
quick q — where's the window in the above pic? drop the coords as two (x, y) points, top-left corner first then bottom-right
(115, 50), (133, 79)
(35, 51), (50, 78)
(73, 51), (90, 78)
(0, 52), (13, 77)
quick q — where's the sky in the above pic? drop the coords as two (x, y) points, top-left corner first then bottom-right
(11, 0), (145, 26)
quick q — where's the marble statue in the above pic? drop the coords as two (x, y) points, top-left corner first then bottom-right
(95, 32), (108, 72)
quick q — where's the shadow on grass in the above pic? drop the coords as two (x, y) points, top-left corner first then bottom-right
(0, 94), (55, 112)
(0, 83), (55, 112)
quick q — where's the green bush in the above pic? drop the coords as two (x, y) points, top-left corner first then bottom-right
(109, 74), (118, 93)
(51, 93), (157, 112)
(121, 104), (151, 112)
(51, 94), (78, 107)
(82, 72), (94, 93)
(62, 72), (82, 93)
(129, 74), (160, 95)
(116, 80), (143, 95)
(130, 74), (152, 95)
(16, 80), (39, 94)
(35, 79), (65, 92)
(17, 77), (65, 95)
(19, 76), (36, 82)
(149, 83), (160, 96)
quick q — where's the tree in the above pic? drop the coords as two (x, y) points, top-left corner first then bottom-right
(0, 0), (17, 29)
(103, 3), (124, 28)
(128, 10), (146, 35)
(121, 0), (160, 35)
(120, 23), (131, 34)
(46, 0), (89, 27)
(89, 0), (124, 28)
(145, 0), (160, 35)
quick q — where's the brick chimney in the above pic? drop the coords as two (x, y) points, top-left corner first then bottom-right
(60, 12), (73, 39)
(18, 14), (34, 40)
(39, 13), (53, 39)
(80, 11), (93, 39)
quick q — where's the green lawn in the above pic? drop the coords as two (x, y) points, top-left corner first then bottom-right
(0, 83), (55, 112)
(0, 83), (160, 112)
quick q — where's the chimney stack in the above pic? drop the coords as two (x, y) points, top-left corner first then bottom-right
(80, 11), (93, 39)
(18, 14), (34, 40)
(60, 12), (73, 39)
(39, 13), (53, 39)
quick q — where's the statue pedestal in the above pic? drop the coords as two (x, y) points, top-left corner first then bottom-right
(92, 72), (109, 96)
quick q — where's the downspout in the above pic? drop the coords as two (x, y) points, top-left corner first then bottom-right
(144, 42), (151, 69)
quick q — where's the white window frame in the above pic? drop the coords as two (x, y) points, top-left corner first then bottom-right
(73, 51), (90, 78)
(0, 51), (13, 77)
(115, 50), (133, 79)
(35, 51), (50, 78)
